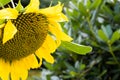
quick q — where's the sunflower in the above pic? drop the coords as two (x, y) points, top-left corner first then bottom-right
(0, 0), (72, 80)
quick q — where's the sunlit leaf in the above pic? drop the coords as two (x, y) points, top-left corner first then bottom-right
(61, 41), (92, 55)
(0, 0), (10, 7)
(110, 29), (120, 44)
(98, 29), (109, 42)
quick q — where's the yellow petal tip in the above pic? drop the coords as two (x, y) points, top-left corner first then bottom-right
(3, 21), (17, 44)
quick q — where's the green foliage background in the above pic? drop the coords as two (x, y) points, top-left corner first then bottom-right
(29, 0), (120, 80)
(28, 0), (120, 80)
(1, 0), (120, 80)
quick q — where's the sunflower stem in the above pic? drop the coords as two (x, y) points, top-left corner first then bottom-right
(11, 0), (15, 8)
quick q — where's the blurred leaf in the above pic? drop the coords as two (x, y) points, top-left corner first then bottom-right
(97, 29), (109, 42)
(70, 71), (77, 77)
(64, 62), (76, 71)
(101, 25), (112, 39)
(0, 0), (10, 7)
(80, 64), (86, 71)
(112, 44), (120, 51)
(102, 5), (113, 17)
(86, 0), (91, 8)
(101, 25), (109, 39)
(97, 70), (107, 78)
(114, 14), (120, 22)
(110, 29), (120, 44)
(106, 61), (117, 65)
(69, 1), (77, 9)
(43, 62), (54, 71)
(105, 25), (113, 38)
(78, 2), (88, 16)
(61, 41), (92, 55)
(90, 0), (102, 10)
(75, 61), (86, 71)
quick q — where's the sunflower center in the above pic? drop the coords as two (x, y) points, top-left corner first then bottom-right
(0, 13), (48, 61)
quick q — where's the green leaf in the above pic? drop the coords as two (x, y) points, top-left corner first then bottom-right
(61, 41), (92, 55)
(102, 6), (113, 16)
(106, 61), (117, 65)
(86, 0), (92, 8)
(98, 29), (109, 42)
(114, 14), (120, 22)
(101, 25), (112, 39)
(43, 62), (54, 70)
(110, 29), (120, 44)
(105, 25), (113, 38)
(70, 71), (77, 77)
(101, 25), (109, 38)
(90, 0), (102, 10)
(78, 2), (88, 16)
(64, 62), (76, 71)
(97, 70), (107, 78)
(0, 0), (10, 7)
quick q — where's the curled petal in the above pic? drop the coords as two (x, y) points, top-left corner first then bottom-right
(47, 13), (68, 22)
(39, 2), (62, 14)
(25, 0), (40, 13)
(39, 2), (68, 22)
(49, 21), (72, 42)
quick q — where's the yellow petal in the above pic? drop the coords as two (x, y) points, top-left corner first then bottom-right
(3, 20), (17, 44)
(39, 2), (68, 22)
(56, 39), (61, 47)
(49, 23), (61, 39)
(35, 52), (43, 66)
(0, 59), (10, 80)
(48, 13), (68, 22)
(49, 20), (62, 31)
(49, 21), (72, 42)
(25, 0), (40, 13)
(60, 32), (73, 41)
(11, 60), (28, 80)
(36, 47), (55, 64)
(22, 54), (40, 69)
(39, 2), (62, 15)
(42, 34), (57, 53)
(0, 8), (18, 19)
